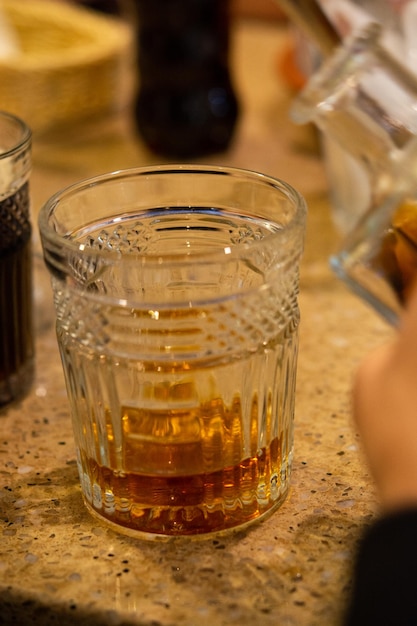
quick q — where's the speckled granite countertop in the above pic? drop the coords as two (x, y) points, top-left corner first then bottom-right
(0, 19), (394, 626)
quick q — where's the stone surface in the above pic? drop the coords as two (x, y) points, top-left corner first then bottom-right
(0, 18), (394, 626)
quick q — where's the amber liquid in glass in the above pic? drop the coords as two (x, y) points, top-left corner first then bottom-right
(371, 199), (417, 304)
(78, 394), (285, 536)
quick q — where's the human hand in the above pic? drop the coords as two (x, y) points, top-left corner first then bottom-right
(353, 283), (417, 511)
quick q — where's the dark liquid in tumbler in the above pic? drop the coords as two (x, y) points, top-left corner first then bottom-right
(0, 182), (34, 405)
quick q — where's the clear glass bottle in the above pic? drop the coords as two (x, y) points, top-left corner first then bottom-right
(291, 23), (417, 325)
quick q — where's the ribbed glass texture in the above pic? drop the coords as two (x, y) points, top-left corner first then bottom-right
(39, 165), (306, 537)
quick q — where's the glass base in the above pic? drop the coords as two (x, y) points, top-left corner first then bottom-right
(81, 487), (289, 541)
(330, 252), (402, 326)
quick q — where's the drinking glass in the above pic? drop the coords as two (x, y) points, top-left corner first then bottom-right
(38, 164), (306, 538)
(0, 111), (33, 406)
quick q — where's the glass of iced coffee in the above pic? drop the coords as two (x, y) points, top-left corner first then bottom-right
(38, 165), (306, 538)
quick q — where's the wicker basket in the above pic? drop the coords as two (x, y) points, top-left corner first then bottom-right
(0, 0), (134, 133)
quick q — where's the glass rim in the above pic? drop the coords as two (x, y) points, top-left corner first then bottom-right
(0, 110), (32, 159)
(38, 164), (307, 266)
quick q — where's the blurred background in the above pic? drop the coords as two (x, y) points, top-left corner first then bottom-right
(0, 0), (285, 141)
(1, 0), (416, 234)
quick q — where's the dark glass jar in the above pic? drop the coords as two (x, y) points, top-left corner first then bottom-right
(133, 0), (239, 158)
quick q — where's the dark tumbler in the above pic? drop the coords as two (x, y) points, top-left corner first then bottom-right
(0, 112), (33, 407)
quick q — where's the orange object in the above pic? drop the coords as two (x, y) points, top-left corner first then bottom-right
(278, 40), (307, 92)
